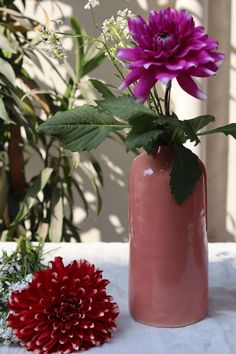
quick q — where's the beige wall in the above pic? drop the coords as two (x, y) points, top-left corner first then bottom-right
(23, 0), (236, 242)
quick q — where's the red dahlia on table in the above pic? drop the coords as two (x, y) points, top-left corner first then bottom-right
(7, 257), (119, 353)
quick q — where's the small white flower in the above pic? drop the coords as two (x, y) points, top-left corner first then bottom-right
(40, 27), (67, 63)
(84, 0), (100, 10)
(102, 8), (135, 46)
(8, 274), (33, 296)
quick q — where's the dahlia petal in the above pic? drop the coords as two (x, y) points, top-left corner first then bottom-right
(177, 73), (207, 100)
(156, 71), (177, 84)
(143, 61), (162, 69)
(133, 69), (157, 102)
(119, 67), (144, 90)
(205, 38), (219, 50)
(128, 15), (146, 34)
(165, 59), (186, 71)
(188, 66), (216, 77)
(117, 47), (147, 61)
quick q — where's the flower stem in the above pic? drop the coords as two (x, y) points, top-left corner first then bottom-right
(149, 91), (160, 114)
(153, 85), (163, 115)
(164, 80), (172, 116)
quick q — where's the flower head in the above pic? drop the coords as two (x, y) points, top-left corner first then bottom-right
(7, 257), (119, 353)
(117, 7), (225, 102)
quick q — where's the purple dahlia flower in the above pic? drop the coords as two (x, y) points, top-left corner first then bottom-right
(117, 8), (225, 102)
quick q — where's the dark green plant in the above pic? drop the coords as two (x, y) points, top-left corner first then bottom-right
(0, 1), (106, 241)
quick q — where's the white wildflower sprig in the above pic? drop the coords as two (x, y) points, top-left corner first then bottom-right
(102, 9), (135, 59)
(0, 236), (45, 346)
(40, 21), (67, 63)
(84, 0), (100, 10)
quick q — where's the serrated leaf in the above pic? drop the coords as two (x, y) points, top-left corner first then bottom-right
(38, 105), (128, 152)
(198, 123), (236, 138)
(129, 114), (167, 133)
(11, 167), (53, 225)
(125, 129), (163, 152)
(90, 79), (114, 99)
(184, 115), (215, 133)
(97, 95), (158, 121)
(0, 58), (15, 84)
(170, 145), (202, 204)
(49, 187), (63, 242)
(82, 51), (106, 77)
(181, 121), (200, 145)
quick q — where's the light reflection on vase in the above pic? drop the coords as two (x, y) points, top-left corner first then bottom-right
(128, 146), (208, 327)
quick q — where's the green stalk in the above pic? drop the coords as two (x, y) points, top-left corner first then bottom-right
(164, 80), (172, 116)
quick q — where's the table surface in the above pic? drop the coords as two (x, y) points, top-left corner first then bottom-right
(0, 242), (236, 354)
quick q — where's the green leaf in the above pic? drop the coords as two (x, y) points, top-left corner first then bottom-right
(97, 95), (158, 121)
(0, 97), (14, 123)
(184, 115), (215, 132)
(79, 164), (102, 215)
(0, 161), (7, 218)
(84, 151), (104, 186)
(71, 177), (89, 216)
(70, 16), (84, 79)
(11, 167), (53, 225)
(0, 34), (17, 53)
(170, 145), (202, 204)
(0, 58), (15, 84)
(197, 123), (236, 138)
(82, 51), (106, 77)
(1, 76), (35, 117)
(181, 121), (200, 145)
(25, 51), (43, 72)
(90, 79), (114, 99)
(63, 217), (81, 242)
(38, 105), (128, 152)
(126, 129), (163, 152)
(49, 187), (63, 242)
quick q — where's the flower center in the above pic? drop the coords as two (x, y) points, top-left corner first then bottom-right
(153, 31), (177, 52)
(158, 32), (169, 40)
(47, 297), (82, 322)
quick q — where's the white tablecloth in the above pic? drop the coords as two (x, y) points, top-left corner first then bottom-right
(0, 242), (236, 354)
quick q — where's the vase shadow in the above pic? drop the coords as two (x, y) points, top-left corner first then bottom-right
(208, 287), (236, 317)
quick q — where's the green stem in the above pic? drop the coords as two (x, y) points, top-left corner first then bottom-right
(149, 91), (160, 115)
(164, 80), (172, 116)
(153, 85), (163, 115)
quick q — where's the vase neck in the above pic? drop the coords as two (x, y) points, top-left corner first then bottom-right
(150, 145), (175, 170)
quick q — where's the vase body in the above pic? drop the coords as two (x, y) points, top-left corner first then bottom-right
(129, 146), (208, 327)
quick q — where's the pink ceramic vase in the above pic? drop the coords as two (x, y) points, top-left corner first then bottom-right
(129, 145), (208, 327)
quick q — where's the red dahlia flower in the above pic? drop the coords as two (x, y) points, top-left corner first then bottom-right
(7, 257), (119, 353)
(117, 7), (225, 102)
